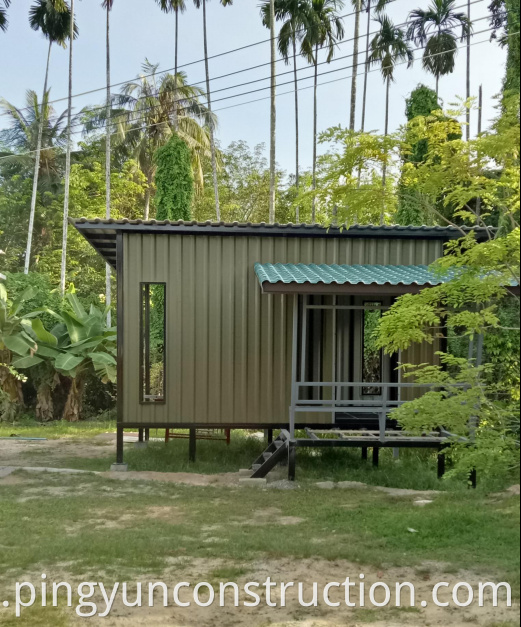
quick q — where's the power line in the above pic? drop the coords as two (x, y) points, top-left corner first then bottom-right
(2, 19), (496, 143)
(0, 28), (508, 164)
(1, 0), (487, 117)
(18, 2), (492, 126)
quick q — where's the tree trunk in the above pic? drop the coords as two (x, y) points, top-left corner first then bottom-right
(466, 0), (471, 141)
(293, 36), (300, 223)
(357, 0), (371, 194)
(381, 76), (390, 225)
(311, 45), (319, 223)
(25, 40), (52, 275)
(173, 6), (179, 131)
(105, 2), (112, 327)
(60, 0), (75, 296)
(269, 0), (277, 224)
(202, 0), (221, 221)
(360, 0), (371, 133)
(144, 171), (152, 220)
(436, 74), (439, 98)
(0, 350), (24, 421)
(350, 0), (362, 131)
(62, 376), (85, 422)
(36, 380), (54, 422)
(476, 84), (483, 219)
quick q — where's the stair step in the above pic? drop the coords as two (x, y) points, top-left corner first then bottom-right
(252, 464), (262, 472)
(274, 440), (283, 449)
(263, 452), (273, 461)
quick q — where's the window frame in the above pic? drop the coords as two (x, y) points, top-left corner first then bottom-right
(139, 281), (167, 405)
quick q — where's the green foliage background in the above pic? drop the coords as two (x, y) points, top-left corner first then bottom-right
(154, 134), (194, 222)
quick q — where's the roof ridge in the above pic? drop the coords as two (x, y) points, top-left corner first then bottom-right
(70, 217), (489, 232)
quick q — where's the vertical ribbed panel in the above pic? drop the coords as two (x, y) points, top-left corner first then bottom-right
(122, 234), (443, 426)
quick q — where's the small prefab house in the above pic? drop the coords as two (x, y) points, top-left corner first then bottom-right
(72, 219), (491, 472)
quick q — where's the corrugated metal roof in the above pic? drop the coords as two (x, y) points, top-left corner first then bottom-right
(255, 263), (445, 287)
(71, 217), (488, 238)
(70, 217), (493, 270)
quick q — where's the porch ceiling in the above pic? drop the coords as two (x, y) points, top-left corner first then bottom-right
(254, 263), (445, 295)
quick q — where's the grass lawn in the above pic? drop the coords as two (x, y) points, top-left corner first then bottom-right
(0, 418), (117, 440)
(0, 422), (519, 626)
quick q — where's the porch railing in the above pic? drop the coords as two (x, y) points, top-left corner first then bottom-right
(290, 381), (466, 442)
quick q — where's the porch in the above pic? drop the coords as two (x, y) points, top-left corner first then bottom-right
(251, 261), (473, 482)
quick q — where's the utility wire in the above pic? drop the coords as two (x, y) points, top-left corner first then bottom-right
(23, 4), (493, 126)
(57, 23), (500, 139)
(2, 18), (492, 142)
(1, 0), (487, 117)
(0, 28), (508, 164)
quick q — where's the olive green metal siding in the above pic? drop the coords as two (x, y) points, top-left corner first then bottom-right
(121, 233), (443, 426)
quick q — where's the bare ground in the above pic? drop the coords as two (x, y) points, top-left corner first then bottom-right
(61, 557), (518, 626)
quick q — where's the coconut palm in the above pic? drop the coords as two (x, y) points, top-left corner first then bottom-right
(369, 15), (413, 222)
(360, 0), (392, 133)
(102, 0), (113, 324)
(0, 91), (68, 189)
(60, 0), (76, 295)
(25, 0), (76, 275)
(261, 0), (312, 223)
(407, 0), (472, 97)
(104, 60), (215, 219)
(193, 0), (233, 222)
(0, 0), (12, 32)
(301, 0), (344, 222)
(155, 0), (187, 130)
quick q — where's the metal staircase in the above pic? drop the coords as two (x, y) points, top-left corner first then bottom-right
(248, 430), (290, 478)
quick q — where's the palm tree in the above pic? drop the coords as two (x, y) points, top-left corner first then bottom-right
(301, 0), (344, 222)
(25, 0), (76, 275)
(269, 0), (276, 223)
(104, 60), (215, 219)
(262, 0), (312, 223)
(407, 0), (471, 97)
(349, 0), (362, 131)
(360, 0), (392, 133)
(0, 90), (68, 189)
(0, 0), (12, 32)
(369, 15), (413, 223)
(60, 0), (75, 295)
(155, 0), (187, 130)
(193, 0), (233, 222)
(102, 0), (113, 324)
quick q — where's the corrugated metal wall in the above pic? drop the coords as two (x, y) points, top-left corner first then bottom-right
(122, 233), (443, 426)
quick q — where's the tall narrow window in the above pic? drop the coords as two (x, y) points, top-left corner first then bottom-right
(140, 283), (166, 403)
(362, 302), (383, 396)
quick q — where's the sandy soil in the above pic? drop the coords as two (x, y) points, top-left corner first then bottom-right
(59, 557), (518, 627)
(0, 433), (116, 466)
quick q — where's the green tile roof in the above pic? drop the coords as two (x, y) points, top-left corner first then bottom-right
(254, 263), (445, 287)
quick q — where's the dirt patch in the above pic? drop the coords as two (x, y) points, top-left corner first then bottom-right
(0, 474), (25, 486)
(0, 434), (114, 467)
(101, 470), (240, 487)
(35, 557), (515, 627)
(230, 508), (305, 528)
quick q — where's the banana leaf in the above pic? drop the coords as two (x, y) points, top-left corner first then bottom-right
(89, 352), (116, 366)
(12, 355), (44, 369)
(54, 353), (85, 375)
(30, 319), (58, 347)
(3, 334), (36, 356)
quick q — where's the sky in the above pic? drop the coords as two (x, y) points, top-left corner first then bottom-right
(0, 0), (508, 176)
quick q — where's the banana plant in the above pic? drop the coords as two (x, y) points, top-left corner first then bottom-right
(6, 292), (117, 422)
(0, 283), (38, 419)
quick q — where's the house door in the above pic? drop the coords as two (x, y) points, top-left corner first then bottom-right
(352, 297), (393, 402)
